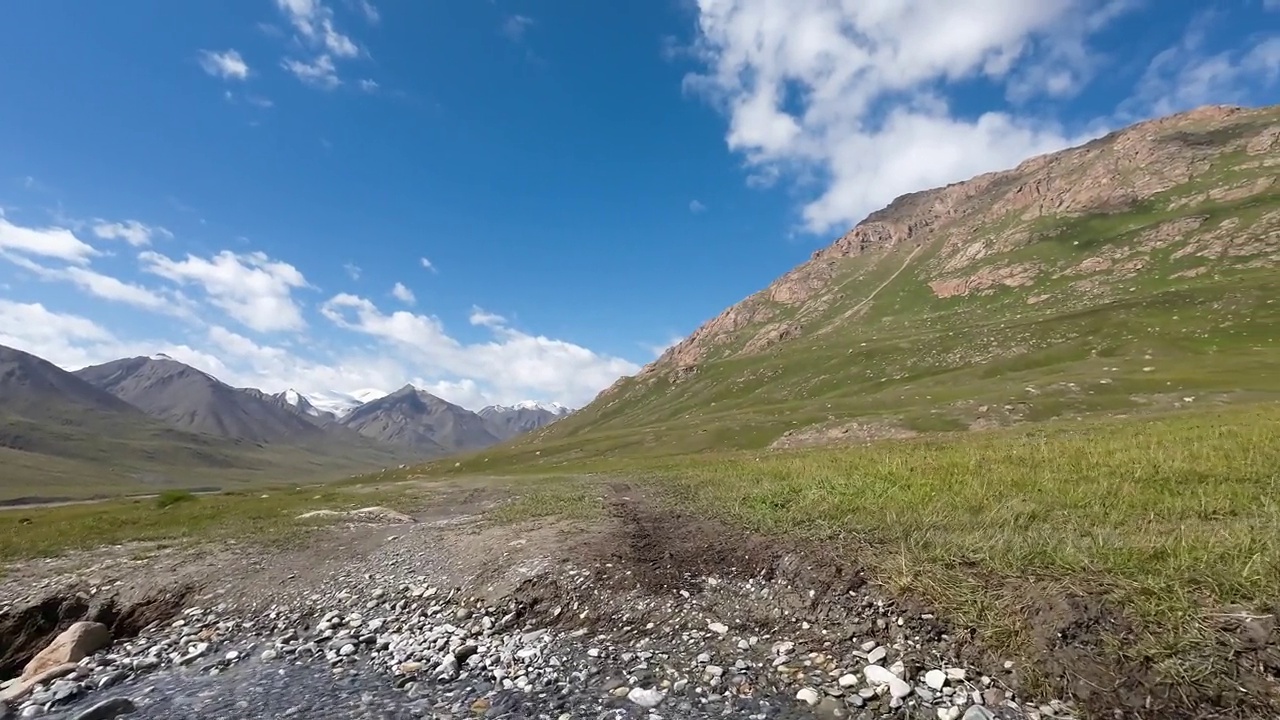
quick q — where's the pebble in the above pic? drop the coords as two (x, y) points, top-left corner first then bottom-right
(3, 546), (1075, 720)
(627, 687), (665, 708)
(795, 688), (820, 706)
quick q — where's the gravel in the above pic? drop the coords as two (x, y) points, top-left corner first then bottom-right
(5, 565), (1078, 720)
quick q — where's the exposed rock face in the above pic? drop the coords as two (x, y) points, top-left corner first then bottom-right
(635, 105), (1279, 381)
(21, 622), (111, 681)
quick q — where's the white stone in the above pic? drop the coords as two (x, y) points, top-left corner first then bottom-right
(837, 673), (859, 688)
(945, 668), (967, 681)
(937, 707), (961, 720)
(864, 665), (911, 699)
(866, 647), (887, 664)
(795, 688), (821, 706)
(707, 622), (729, 635)
(925, 669), (947, 690)
(627, 687), (665, 708)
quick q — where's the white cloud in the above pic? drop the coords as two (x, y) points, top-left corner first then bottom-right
(91, 219), (169, 247)
(358, 78), (379, 93)
(419, 257), (437, 273)
(198, 49), (250, 80)
(0, 300), (112, 346)
(391, 282), (415, 304)
(4, 254), (193, 318)
(140, 249), (309, 333)
(0, 300), (216, 374)
(354, 0), (380, 23)
(343, 262), (362, 280)
(683, 0), (1134, 233)
(689, 199), (707, 213)
(502, 14), (534, 42)
(282, 55), (341, 89)
(0, 214), (98, 264)
(468, 306), (506, 328)
(1125, 19), (1280, 119)
(275, 0), (359, 58)
(322, 293), (639, 406)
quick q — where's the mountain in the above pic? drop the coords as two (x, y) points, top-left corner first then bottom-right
(301, 388), (386, 418)
(0, 344), (143, 420)
(74, 355), (336, 445)
(479, 401), (572, 440)
(273, 388), (338, 424)
(464, 104), (1280, 463)
(0, 345), (407, 500)
(342, 385), (499, 455)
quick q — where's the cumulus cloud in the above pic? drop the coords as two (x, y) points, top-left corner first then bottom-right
(140, 249), (310, 333)
(0, 214), (98, 264)
(0, 300), (216, 374)
(282, 55), (341, 89)
(683, 0), (1134, 233)
(91, 219), (169, 247)
(689, 199), (707, 213)
(419, 257), (437, 273)
(390, 282), (415, 304)
(358, 79), (379, 93)
(198, 49), (250, 80)
(275, 0), (359, 57)
(1124, 18), (1280, 119)
(468, 306), (506, 328)
(4, 253), (193, 319)
(274, 0), (362, 88)
(322, 293), (639, 406)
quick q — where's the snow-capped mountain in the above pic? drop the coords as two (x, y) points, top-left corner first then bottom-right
(484, 400), (573, 415)
(478, 401), (573, 440)
(278, 388), (328, 419)
(291, 388), (389, 417)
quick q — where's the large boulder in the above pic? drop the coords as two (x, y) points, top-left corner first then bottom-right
(21, 622), (111, 680)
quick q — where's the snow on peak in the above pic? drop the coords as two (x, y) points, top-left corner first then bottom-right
(488, 400), (573, 415)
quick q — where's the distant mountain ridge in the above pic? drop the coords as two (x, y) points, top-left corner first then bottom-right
(341, 385), (499, 455)
(479, 402), (572, 440)
(74, 356), (329, 445)
(0, 342), (576, 498)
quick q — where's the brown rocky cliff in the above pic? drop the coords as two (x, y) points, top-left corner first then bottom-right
(624, 104), (1276, 385)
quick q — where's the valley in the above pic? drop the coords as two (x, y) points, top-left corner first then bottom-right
(0, 348), (571, 502)
(2, 104), (1278, 719)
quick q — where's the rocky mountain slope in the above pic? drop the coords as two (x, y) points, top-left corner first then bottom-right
(477, 104), (1280, 463)
(342, 385), (499, 455)
(0, 345), (142, 419)
(74, 356), (332, 445)
(479, 402), (571, 440)
(0, 345), (381, 499)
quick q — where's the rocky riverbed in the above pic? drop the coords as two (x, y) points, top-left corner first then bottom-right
(1, 486), (1074, 720)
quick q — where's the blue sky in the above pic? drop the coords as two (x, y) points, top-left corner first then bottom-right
(0, 0), (1277, 409)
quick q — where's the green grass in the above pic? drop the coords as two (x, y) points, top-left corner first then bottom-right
(487, 478), (605, 525)
(425, 403), (1280, 699)
(0, 483), (423, 563)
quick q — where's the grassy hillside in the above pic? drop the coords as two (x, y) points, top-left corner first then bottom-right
(439, 105), (1280, 472)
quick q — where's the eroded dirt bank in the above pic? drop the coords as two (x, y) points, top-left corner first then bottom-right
(0, 481), (1275, 719)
